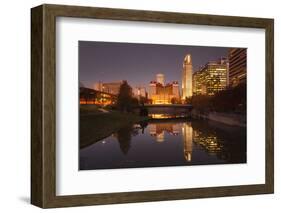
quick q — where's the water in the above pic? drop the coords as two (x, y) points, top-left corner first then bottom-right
(79, 117), (246, 170)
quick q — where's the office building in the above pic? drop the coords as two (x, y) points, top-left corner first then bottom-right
(228, 48), (247, 87)
(192, 58), (228, 96)
(182, 54), (193, 100)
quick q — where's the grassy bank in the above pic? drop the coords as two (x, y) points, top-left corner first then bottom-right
(80, 105), (148, 148)
(80, 104), (104, 115)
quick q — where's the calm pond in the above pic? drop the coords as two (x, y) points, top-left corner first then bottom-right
(79, 116), (246, 170)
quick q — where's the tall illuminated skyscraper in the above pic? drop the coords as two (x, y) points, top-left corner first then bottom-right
(182, 54), (193, 100)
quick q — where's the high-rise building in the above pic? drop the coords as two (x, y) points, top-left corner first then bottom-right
(228, 48), (247, 87)
(192, 58), (228, 96)
(182, 54), (193, 100)
(156, 73), (165, 85)
(192, 67), (205, 95)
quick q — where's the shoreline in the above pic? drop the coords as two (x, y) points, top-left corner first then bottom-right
(80, 109), (148, 149)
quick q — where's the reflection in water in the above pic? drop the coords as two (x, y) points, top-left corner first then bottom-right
(182, 123), (193, 162)
(149, 123), (180, 142)
(139, 121), (148, 134)
(150, 113), (187, 119)
(193, 131), (222, 154)
(116, 126), (131, 155)
(80, 118), (246, 170)
(149, 122), (193, 161)
(114, 125), (140, 154)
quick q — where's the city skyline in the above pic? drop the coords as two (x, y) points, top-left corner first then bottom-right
(79, 41), (247, 170)
(79, 41), (230, 90)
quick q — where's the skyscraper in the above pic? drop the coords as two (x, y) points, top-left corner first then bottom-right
(192, 58), (228, 96)
(182, 54), (193, 100)
(228, 48), (247, 87)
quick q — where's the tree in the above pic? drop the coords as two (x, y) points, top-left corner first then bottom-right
(139, 102), (148, 116)
(190, 82), (246, 114)
(116, 81), (135, 112)
(139, 96), (148, 105)
(191, 95), (212, 113)
(171, 97), (180, 104)
(184, 96), (192, 104)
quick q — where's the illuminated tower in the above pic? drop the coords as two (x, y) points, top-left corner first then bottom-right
(156, 73), (165, 85)
(182, 54), (193, 100)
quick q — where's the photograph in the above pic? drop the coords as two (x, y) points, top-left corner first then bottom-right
(79, 41), (247, 170)
(29, 3), (274, 208)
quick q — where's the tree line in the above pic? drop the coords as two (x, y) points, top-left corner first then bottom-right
(187, 83), (246, 114)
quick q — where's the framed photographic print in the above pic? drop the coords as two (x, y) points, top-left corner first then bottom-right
(31, 4), (274, 208)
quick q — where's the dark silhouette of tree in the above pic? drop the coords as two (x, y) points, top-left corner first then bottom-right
(139, 120), (148, 134)
(139, 103), (148, 117)
(139, 95), (149, 105)
(211, 83), (246, 113)
(190, 95), (212, 113)
(190, 82), (246, 114)
(116, 81), (139, 112)
(184, 96), (190, 104)
(171, 97), (181, 104)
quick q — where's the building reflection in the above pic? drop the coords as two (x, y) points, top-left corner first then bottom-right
(149, 122), (180, 142)
(193, 130), (223, 154)
(182, 123), (193, 162)
(113, 121), (235, 162)
(148, 122), (193, 162)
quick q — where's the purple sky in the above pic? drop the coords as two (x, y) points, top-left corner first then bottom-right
(79, 41), (230, 89)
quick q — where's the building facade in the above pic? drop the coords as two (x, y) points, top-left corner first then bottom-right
(228, 48), (247, 87)
(149, 74), (180, 104)
(133, 86), (147, 100)
(182, 54), (193, 100)
(156, 73), (165, 85)
(80, 87), (117, 105)
(94, 81), (123, 95)
(193, 58), (228, 96)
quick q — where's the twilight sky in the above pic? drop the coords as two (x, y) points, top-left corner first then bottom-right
(79, 41), (230, 89)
